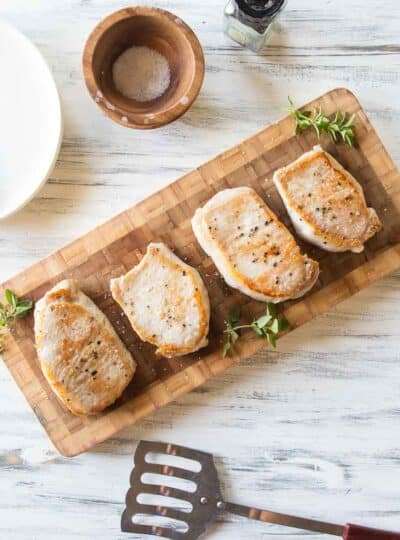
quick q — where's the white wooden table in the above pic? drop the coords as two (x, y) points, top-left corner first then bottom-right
(1, 1), (400, 539)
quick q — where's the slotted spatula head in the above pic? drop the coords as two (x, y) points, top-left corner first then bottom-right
(122, 441), (400, 540)
(121, 440), (225, 539)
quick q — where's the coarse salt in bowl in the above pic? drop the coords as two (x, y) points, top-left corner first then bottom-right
(82, 6), (205, 129)
(112, 45), (171, 102)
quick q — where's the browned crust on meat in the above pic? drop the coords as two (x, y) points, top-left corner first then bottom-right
(35, 281), (136, 416)
(275, 149), (382, 250)
(202, 189), (319, 299)
(111, 245), (209, 357)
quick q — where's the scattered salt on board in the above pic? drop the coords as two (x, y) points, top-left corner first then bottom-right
(112, 45), (171, 102)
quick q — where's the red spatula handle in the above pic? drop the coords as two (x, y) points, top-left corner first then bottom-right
(344, 523), (400, 540)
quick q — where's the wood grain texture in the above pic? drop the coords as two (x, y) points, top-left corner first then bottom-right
(2, 87), (399, 458)
(82, 6), (205, 129)
(1, 1), (400, 539)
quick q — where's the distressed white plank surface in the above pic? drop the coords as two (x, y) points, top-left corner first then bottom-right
(1, 1), (400, 539)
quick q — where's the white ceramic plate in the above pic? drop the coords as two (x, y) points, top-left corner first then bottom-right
(0, 19), (62, 219)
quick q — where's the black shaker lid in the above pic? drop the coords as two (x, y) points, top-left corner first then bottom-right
(236, 0), (285, 18)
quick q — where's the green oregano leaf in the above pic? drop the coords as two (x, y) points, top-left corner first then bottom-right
(223, 303), (290, 356)
(288, 97), (356, 147)
(0, 290), (33, 353)
(228, 305), (241, 327)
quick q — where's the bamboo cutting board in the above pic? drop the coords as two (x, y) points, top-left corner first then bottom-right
(2, 88), (400, 457)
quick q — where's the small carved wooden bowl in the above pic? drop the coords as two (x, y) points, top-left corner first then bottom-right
(82, 6), (205, 129)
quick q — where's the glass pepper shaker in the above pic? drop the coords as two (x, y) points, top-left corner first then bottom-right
(224, 0), (287, 53)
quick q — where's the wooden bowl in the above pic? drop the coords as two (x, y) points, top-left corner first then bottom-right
(82, 7), (205, 129)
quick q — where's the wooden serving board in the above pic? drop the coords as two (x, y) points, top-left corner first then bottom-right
(2, 88), (400, 457)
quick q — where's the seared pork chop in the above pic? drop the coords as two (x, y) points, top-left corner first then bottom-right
(110, 243), (210, 358)
(34, 279), (136, 416)
(273, 145), (382, 253)
(192, 187), (319, 303)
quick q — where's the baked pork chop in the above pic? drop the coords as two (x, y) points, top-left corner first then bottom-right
(273, 145), (382, 253)
(110, 243), (210, 358)
(34, 279), (136, 416)
(192, 187), (319, 303)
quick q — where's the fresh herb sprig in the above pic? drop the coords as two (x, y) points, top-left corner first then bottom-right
(223, 303), (290, 357)
(0, 290), (33, 353)
(288, 97), (355, 147)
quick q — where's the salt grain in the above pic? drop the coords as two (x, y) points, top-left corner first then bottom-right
(112, 46), (171, 102)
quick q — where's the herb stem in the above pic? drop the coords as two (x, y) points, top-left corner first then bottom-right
(223, 303), (290, 356)
(228, 324), (253, 331)
(288, 96), (356, 147)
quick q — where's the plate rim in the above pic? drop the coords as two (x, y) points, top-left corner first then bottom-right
(0, 18), (63, 220)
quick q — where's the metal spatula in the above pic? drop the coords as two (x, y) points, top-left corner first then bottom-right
(121, 441), (400, 540)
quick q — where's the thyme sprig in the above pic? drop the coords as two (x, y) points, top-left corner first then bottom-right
(223, 303), (290, 357)
(0, 290), (33, 353)
(288, 97), (356, 147)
